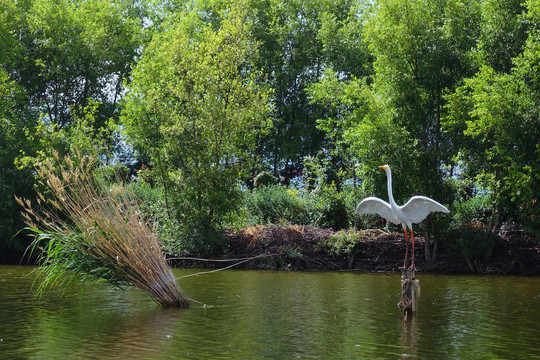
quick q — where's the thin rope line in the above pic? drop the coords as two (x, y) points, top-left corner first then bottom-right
(175, 253), (278, 280)
(168, 255), (271, 263)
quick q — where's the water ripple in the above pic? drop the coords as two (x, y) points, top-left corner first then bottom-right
(3, 267), (540, 359)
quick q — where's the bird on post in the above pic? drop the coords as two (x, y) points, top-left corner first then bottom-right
(355, 165), (449, 271)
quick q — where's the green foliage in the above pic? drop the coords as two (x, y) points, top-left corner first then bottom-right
(0, 0), (145, 259)
(15, 0), (143, 127)
(243, 186), (315, 225)
(308, 70), (417, 199)
(357, 0), (476, 197)
(453, 191), (493, 227)
(126, 180), (188, 256)
(255, 171), (277, 187)
(0, 69), (35, 255)
(123, 2), (272, 256)
(242, 183), (357, 230)
(444, 3), (540, 235)
(16, 100), (122, 185)
(319, 230), (362, 256)
(477, 0), (529, 72)
(317, 2), (372, 78)
(253, 0), (364, 172)
(95, 163), (131, 184)
(312, 184), (350, 230)
(302, 150), (340, 191)
(441, 225), (498, 261)
(317, 229), (362, 268)
(27, 228), (129, 296)
(2, 0), (540, 261)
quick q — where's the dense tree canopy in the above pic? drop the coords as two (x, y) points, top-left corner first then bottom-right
(1, 0), (539, 261)
(123, 1), (272, 254)
(444, 0), (540, 233)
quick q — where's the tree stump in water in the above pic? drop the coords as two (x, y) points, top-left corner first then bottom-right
(398, 270), (420, 318)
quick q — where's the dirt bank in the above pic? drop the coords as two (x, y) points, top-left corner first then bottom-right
(170, 224), (540, 275)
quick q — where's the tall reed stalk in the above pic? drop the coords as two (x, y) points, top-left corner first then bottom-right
(17, 153), (190, 308)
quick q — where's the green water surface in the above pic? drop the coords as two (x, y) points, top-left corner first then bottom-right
(1, 265), (540, 359)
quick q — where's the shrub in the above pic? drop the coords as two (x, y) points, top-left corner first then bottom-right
(319, 230), (362, 256)
(453, 191), (493, 227)
(255, 171), (277, 187)
(95, 163), (131, 184)
(243, 185), (316, 225)
(127, 181), (184, 256)
(317, 230), (363, 268)
(241, 183), (363, 231)
(312, 184), (349, 230)
(302, 151), (340, 191)
(441, 225), (498, 261)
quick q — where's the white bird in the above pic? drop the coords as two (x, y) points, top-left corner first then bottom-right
(355, 165), (449, 271)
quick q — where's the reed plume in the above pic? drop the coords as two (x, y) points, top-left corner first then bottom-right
(16, 152), (190, 308)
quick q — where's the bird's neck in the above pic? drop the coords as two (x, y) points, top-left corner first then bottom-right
(387, 170), (397, 207)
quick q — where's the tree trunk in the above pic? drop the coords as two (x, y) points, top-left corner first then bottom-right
(431, 219), (438, 263)
(424, 235), (432, 264)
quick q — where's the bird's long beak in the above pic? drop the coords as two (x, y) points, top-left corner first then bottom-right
(378, 165), (388, 171)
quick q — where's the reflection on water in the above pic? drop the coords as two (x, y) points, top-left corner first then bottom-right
(2, 266), (540, 359)
(399, 315), (419, 358)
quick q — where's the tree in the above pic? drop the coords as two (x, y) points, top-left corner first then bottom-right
(12, 0), (144, 128)
(0, 2), (36, 260)
(477, 0), (529, 73)
(317, 1), (373, 80)
(310, 0), (481, 262)
(313, 0), (481, 195)
(0, 70), (36, 262)
(306, 2), (373, 188)
(308, 70), (412, 195)
(122, 1), (272, 255)
(251, 0), (366, 179)
(0, 0), (145, 261)
(444, 0), (540, 235)
(2, 0), (144, 168)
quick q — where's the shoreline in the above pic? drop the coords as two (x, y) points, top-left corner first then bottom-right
(168, 224), (540, 276)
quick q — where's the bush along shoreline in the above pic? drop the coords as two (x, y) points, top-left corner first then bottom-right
(167, 224), (540, 275)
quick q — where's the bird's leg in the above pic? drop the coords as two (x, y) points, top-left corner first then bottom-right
(407, 229), (416, 272)
(399, 229), (409, 270)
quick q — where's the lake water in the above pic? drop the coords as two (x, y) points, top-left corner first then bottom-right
(1, 265), (540, 359)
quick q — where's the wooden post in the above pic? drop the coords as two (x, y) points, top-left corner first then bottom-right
(398, 270), (420, 319)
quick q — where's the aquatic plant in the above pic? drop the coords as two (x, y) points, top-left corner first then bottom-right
(16, 152), (190, 308)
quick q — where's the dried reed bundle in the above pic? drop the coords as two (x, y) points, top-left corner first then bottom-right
(17, 152), (190, 308)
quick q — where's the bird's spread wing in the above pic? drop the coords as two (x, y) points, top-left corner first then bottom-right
(401, 196), (450, 224)
(355, 197), (400, 225)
